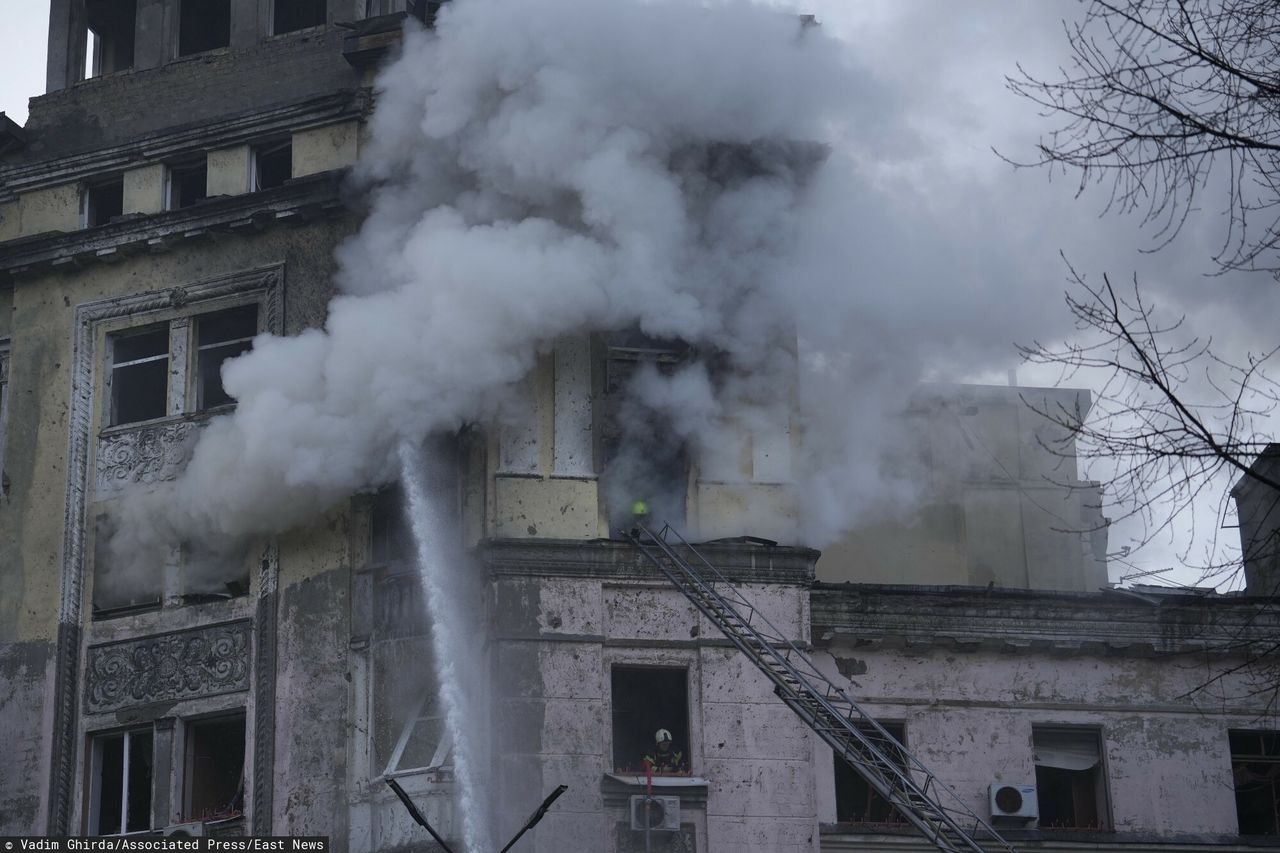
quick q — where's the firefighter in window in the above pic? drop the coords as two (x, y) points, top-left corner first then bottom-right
(644, 728), (686, 774)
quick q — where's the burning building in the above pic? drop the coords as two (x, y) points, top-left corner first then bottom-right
(1, 1), (1278, 851)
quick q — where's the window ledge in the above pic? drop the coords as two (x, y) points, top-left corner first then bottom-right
(99, 406), (232, 438)
(601, 774), (708, 809)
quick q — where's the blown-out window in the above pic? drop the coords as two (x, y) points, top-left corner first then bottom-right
(183, 714), (245, 821)
(167, 159), (209, 210)
(84, 0), (136, 78)
(178, 0), (231, 56)
(1032, 727), (1109, 829)
(1231, 730), (1280, 834)
(611, 666), (689, 774)
(835, 722), (907, 825)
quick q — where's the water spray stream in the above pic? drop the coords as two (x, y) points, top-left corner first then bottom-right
(398, 441), (492, 853)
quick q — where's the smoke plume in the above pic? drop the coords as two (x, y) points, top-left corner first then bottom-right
(110, 0), (1062, 577)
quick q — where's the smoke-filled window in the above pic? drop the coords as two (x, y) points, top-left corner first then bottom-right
(196, 305), (257, 410)
(89, 726), (153, 835)
(611, 666), (689, 774)
(599, 333), (691, 536)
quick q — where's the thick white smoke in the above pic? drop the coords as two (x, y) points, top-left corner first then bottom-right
(111, 0), (1065, 572)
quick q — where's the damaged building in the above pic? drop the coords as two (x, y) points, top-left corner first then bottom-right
(1, 3), (1280, 852)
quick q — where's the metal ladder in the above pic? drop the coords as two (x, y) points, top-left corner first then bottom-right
(625, 522), (1017, 853)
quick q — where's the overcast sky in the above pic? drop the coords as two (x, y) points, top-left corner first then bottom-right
(2, 1), (1276, 588)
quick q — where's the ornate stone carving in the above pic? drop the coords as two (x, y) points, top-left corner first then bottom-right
(86, 621), (251, 714)
(95, 420), (201, 498)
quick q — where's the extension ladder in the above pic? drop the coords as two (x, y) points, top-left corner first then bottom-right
(625, 522), (1017, 853)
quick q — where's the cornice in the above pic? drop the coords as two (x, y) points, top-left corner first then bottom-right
(810, 582), (1280, 656)
(0, 170), (348, 282)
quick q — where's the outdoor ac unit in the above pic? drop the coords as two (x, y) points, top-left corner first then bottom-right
(163, 821), (206, 837)
(988, 783), (1038, 820)
(629, 795), (680, 832)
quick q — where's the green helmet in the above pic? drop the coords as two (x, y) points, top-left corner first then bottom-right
(631, 499), (650, 517)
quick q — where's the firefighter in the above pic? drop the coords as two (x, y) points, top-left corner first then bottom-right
(644, 728), (685, 774)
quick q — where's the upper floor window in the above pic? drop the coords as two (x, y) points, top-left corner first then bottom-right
(167, 159), (209, 210)
(835, 722), (907, 825)
(84, 0), (137, 78)
(88, 727), (153, 835)
(178, 0), (231, 56)
(273, 0), (326, 34)
(1231, 730), (1280, 835)
(107, 303), (260, 428)
(1032, 726), (1109, 829)
(83, 177), (124, 228)
(184, 713), (246, 822)
(252, 140), (292, 191)
(611, 666), (689, 775)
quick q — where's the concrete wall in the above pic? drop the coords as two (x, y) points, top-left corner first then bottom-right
(819, 384), (1109, 592)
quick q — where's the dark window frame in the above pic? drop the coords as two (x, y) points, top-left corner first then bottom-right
(182, 711), (247, 823)
(166, 158), (209, 211)
(83, 176), (125, 228)
(610, 665), (691, 775)
(1231, 729), (1280, 835)
(108, 324), (170, 427)
(177, 0), (231, 57)
(1032, 725), (1110, 830)
(251, 140), (293, 192)
(271, 0), (327, 35)
(834, 721), (909, 826)
(87, 725), (154, 835)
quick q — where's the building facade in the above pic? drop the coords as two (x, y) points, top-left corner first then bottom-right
(1, 3), (1278, 852)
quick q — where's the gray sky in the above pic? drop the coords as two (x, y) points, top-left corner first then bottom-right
(2, 1), (1275, 588)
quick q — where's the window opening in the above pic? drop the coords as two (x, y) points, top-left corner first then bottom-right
(273, 0), (326, 34)
(167, 159), (209, 210)
(83, 178), (124, 228)
(371, 487), (414, 572)
(110, 325), (169, 425)
(1033, 727), (1108, 829)
(1231, 730), (1280, 834)
(90, 728), (153, 835)
(184, 714), (245, 821)
(611, 666), (689, 774)
(84, 0), (137, 78)
(600, 332), (692, 535)
(373, 637), (448, 776)
(835, 722), (907, 825)
(196, 304), (257, 410)
(252, 141), (292, 192)
(178, 0), (231, 56)
(384, 693), (451, 775)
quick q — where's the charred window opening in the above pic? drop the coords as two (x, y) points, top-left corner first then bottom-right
(92, 512), (163, 614)
(1232, 730), (1280, 834)
(110, 326), (169, 425)
(178, 0), (230, 56)
(167, 159), (209, 210)
(600, 332), (691, 535)
(1033, 727), (1109, 829)
(834, 722), (907, 825)
(273, 0), (326, 33)
(84, 0), (136, 78)
(373, 638), (448, 776)
(184, 714), (245, 821)
(89, 727), (153, 835)
(84, 177), (124, 228)
(252, 141), (292, 191)
(196, 304), (257, 410)
(611, 666), (689, 774)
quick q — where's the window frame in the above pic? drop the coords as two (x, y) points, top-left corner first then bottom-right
(82, 176), (125, 229)
(1031, 725), (1111, 830)
(181, 711), (247, 823)
(165, 158), (210, 211)
(609, 664), (692, 775)
(833, 720), (909, 826)
(1230, 729), (1280, 835)
(87, 725), (154, 836)
(176, 0), (231, 57)
(250, 140), (293, 192)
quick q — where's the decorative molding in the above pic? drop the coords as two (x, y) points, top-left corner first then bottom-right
(94, 420), (201, 499)
(48, 264), (285, 834)
(85, 620), (251, 713)
(252, 541), (279, 835)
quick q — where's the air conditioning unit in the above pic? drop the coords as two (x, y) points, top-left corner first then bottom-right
(629, 795), (680, 832)
(988, 783), (1038, 820)
(163, 821), (206, 837)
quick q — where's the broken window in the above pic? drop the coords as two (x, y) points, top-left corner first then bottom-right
(84, 0), (136, 78)
(110, 325), (170, 426)
(252, 141), (292, 192)
(1231, 730), (1280, 834)
(167, 159), (209, 210)
(273, 0), (326, 34)
(89, 727), (153, 835)
(834, 722), (907, 825)
(600, 332), (692, 535)
(184, 713), (245, 821)
(178, 0), (230, 56)
(611, 666), (689, 774)
(196, 304), (257, 410)
(373, 638), (448, 776)
(83, 177), (124, 228)
(1032, 726), (1109, 829)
